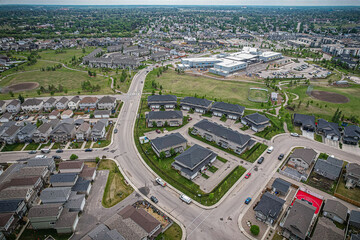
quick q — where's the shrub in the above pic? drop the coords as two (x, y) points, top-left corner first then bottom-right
(70, 154), (78, 160)
(250, 225), (260, 236)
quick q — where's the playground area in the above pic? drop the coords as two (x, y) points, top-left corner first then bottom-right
(248, 87), (269, 103)
(292, 189), (323, 214)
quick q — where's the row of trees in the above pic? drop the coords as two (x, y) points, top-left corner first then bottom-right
(81, 80), (101, 92)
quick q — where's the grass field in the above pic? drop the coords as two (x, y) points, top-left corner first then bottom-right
(155, 222), (182, 240)
(144, 70), (268, 109)
(286, 83), (360, 121)
(1, 143), (25, 152)
(98, 159), (134, 208)
(24, 142), (40, 151)
(248, 88), (269, 103)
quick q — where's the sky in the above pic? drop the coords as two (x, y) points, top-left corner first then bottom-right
(1, 0), (360, 6)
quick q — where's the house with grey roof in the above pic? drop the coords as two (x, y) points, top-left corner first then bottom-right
(50, 173), (78, 187)
(343, 125), (360, 145)
(68, 96), (81, 110)
(350, 210), (360, 229)
(254, 192), (285, 225)
(32, 122), (53, 143)
(317, 119), (341, 141)
(21, 98), (43, 112)
(0, 112), (12, 123)
(79, 97), (98, 110)
(293, 113), (316, 132)
(15, 166), (49, 181)
(345, 163), (360, 188)
(91, 120), (106, 141)
(313, 156), (343, 180)
(271, 178), (291, 196)
(1, 124), (21, 144)
(312, 217), (344, 240)
(50, 122), (76, 142)
(146, 111), (183, 127)
(192, 119), (253, 154)
(323, 199), (348, 224)
(17, 123), (37, 142)
(150, 51), (169, 61)
(147, 95), (177, 109)
(172, 144), (217, 180)
(27, 158), (56, 172)
(54, 208), (79, 234)
(211, 102), (245, 120)
(59, 160), (84, 174)
(151, 133), (187, 157)
(6, 99), (20, 113)
(0, 199), (27, 218)
(28, 203), (63, 229)
(43, 97), (57, 112)
(64, 191), (86, 212)
(72, 177), (91, 195)
(0, 186), (35, 203)
(180, 97), (212, 113)
(287, 148), (317, 171)
(76, 122), (91, 142)
(55, 97), (69, 110)
(280, 199), (316, 240)
(97, 96), (117, 110)
(40, 187), (71, 204)
(0, 100), (6, 114)
(0, 212), (16, 235)
(241, 113), (271, 132)
(88, 223), (125, 240)
(94, 110), (110, 119)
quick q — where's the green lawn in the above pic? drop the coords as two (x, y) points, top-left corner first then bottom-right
(69, 142), (82, 149)
(51, 142), (63, 149)
(39, 141), (51, 148)
(240, 143), (268, 163)
(208, 165), (218, 173)
(144, 69), (269, 109)
(335, 172), (360, 205)
(1, 143), (25, 152)
(155, 222), (182, 240)
(93, 140), (111, 148)
(254, 114), (285, 140)
(315, 134), (323, 143)
(84, 141), (92, 149)
(98, 159), (134, 208)
(24, 142), (40, 151)
(19, 229), (71, 240)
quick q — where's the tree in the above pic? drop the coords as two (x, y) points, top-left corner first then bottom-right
(169, 148), (175, 156)
(9, 91), (14, 97)
(250, 225), (260, 236)
(70, 154), (78, 160)
(18, 94), (24, 103)
(159, 151), (166, 160)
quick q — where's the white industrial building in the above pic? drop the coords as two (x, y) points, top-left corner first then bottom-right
(209, 60), (247, 76)
(178, 57), (222, 69)
(259, 51), (283, 62)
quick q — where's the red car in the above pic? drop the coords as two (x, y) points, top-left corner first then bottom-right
(188, 117), (193, 121)
(156, 129), (161, 134)
(245, 172), (251, 179)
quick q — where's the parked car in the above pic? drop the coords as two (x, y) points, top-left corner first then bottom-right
(245, 197), (252, 204)
(150, 196), (158, 204)
(52, 155), (61, 160)
(41, 148), (51, 154)
(35, 155), (46, 159)
(28, 150), (37, 154)
(257, 157), (264, 164)
(56, 149), (63, 153)
(245, 172), (251, 179)
(267, 146), (274, 153)
(278, 154), (284, 160)
(188, 117), (192, 121)
(290, 133), (299, 137)
(156, 177), (166, 187)
(156, 129), (161, 134)
(24, 115), (29, 119)
(180, 194), (192, 204)
(114, 129), (118, 134)
(85, 148), (93, 152)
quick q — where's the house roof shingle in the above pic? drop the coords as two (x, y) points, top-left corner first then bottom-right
(244, 113), (270, 124)
(147, 95), (177, 103)
(254, 192), (285, 220)
(151, 133), (187, 151)
(312, 217), (344, 240)
(147, 110), (183, 120)
(212, 101), (245, 115)
(180, 97), (212, 108)
(59, 161), (84, 170)
(323, 199), (348, 222)
(28, 203), (63, 218)
(289, 148), (317, 166)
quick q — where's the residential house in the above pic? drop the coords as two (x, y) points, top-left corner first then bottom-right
(317, 119), (341, 141)
(94, 110), (110, 119)
(72, 177), (91, 195)
(79, 97), (98, 110)
(287, 148), (317, 171)
(43, 97), (57, 112)
(254, 192), (286, 225)
(313, 156), (343, 180)
(58, 161), (84, 173)
(27, 157), (56, 173)
(79, 165), (96, 181)
(351, 234), (360, 240)
(0, 213), (16, 235)
(241, 113), (271, 132)
(211, 102), (245, 120)
(76, 122), (91, 142)
(49, 110), (60, 120)
(0, 186), (36, 204)
(271, 178), (291, 196)
(312, 217), (344, 240)
(15, 166), (49, 182)
(64, 191), (86, 212)
(28, 203), (63, 229)
(54, 208), (79, 234)
(0, 176), (43, 194)
(323, 199), (348, 224)
(17, 123), (37, 142)
(192, 119), (253, 154)
(293, 113), (316, 132)
(343, 125), (360, 145)
(150, 51), (169, 61)
(1, 124), (21, 144)
(345, 163), (360, 188)
(151, 133), (187, 157)
(0, 121), (15, 137)
(40, 187), (71, 204)
(147, 95), (177, 109)
(97, 96), (116, 110)
(0, 112), (12, 123)
(33, 122), (53, 143)
(50, 173), (79, 187)
(91, 120), (106, 141)
(0, 199), (27, 218)
(349, 210), (360, 229)
(6, 99), (20, 114)
(87, 223), (125, 240)
(180, 97), (212, 113)
(55, 97), (69, 110)
(0, 100), (6, 114)
(281, 199), (316, 240)
(61, 110), (73, 119)
(50, 123), (76, 142)
(21, 98), (43, 112)
(68, 96), (81, 110)
(146, 111), (183, 127)
(172, 144), (217, 180)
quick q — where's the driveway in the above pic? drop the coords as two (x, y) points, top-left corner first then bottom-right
(302, 130), (314, 140)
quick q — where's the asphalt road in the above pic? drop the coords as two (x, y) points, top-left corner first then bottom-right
(1, 66), (360, 240)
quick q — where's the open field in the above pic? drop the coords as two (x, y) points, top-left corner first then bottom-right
(286, 83), (360, 121)
(155, 222), (182, 240)
(144, 70), (269, 109)
(98, 159), (134, 208)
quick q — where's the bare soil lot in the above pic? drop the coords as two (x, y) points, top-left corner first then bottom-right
(310, 90), (349, 103)
(2, 82), (39, 93)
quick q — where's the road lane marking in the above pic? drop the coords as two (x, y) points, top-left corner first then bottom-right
(187, 209), (215, 237)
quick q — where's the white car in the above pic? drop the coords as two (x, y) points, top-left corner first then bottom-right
(156, 177), (166, 187)
(35, 155), (46, 159)
(290, 133), (300, 137)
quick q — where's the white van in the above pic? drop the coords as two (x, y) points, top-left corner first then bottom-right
(41, 148), (51, 154)
(156, 177), (166, 187)
(180, 194), (192, 204)
(267, 146), (274, 154)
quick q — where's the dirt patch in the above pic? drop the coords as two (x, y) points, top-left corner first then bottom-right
(310, 90), (349, 103)
(2, 82), (39, 93)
